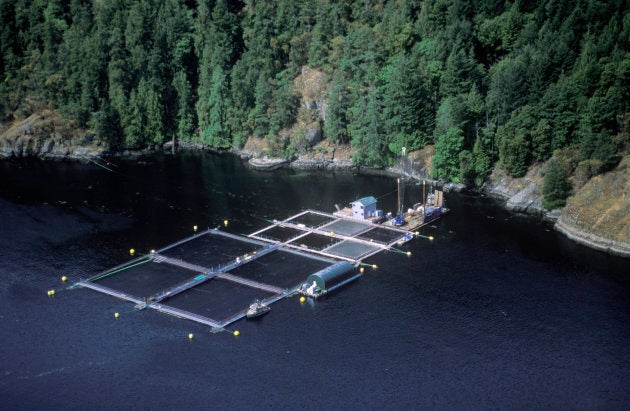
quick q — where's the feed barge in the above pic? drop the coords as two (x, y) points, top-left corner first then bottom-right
(298, 261), (361, 298)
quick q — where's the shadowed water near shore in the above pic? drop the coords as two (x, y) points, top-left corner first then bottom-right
(1, 151), (629, 409)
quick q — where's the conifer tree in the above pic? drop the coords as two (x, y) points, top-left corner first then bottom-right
(543, 158), (571, 209)
(324, 74), (350, 144)
(432, 127), (465, 182)
(201, 67), (230, 148)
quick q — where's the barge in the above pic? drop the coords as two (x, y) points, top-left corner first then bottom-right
(333, 180), (449, 232)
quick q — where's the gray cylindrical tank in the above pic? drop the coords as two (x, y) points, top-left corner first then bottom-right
(306, 261), (355, 290)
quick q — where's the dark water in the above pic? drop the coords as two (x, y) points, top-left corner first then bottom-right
(1, 151), (629, 409)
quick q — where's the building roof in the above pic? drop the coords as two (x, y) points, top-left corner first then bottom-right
(351, 196), (377, 207)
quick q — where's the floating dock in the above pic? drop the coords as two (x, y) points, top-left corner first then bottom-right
(74, 209), (432, 331)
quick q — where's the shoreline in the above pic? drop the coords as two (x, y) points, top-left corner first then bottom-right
(1, 143), (628, 259)
(555, 218), (630, 258)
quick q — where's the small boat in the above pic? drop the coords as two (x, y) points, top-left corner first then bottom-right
(246, 299), (271, 318)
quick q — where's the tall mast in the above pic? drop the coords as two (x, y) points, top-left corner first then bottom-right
(423, 180), (426, 208)
(422, 180), (427, 219)
(397, 178), (401, 214)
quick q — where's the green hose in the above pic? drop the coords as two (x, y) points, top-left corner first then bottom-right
(90, 257), (152, 282)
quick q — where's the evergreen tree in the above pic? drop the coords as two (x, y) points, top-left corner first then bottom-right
(0, 0), (627, 174)
(349, 86), (386, 167)
(432, 127), (465, 182)
(472, 129), (494, 184)
(458, 149), (476, 185)
(531, 119), (552, 162)
(172, 70), (195, 141)
(487, 56), (527, 125)
(324, 74), (350, 144)
(269, 69), (299, 136)
(498, 126), (529, 177)
(200, 67), (230, 148)
(249, 74), (273, 138)
(382, 52), (430, 155)
(90, 98), (122, 149)
(543, 157), (571, 209)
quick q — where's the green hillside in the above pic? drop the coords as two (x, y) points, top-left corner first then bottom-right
(1, 0), (628, 186)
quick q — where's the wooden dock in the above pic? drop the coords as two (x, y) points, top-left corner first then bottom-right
(385, 208), (451, 232)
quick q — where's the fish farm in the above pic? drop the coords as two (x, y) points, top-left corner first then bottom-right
(73, 206), (442, 332)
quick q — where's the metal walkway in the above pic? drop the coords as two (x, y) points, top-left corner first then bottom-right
(148, 303), (222, 328)
(215, 273), (284, 295)
(76, 209), (418, 331)
(152, 254), (209, 273)
(79, 280), (145, 305)
(249, 210), (414, 263)
(149, 244), (281, 303)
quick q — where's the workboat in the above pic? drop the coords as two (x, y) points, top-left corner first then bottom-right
(246, 299), (270, 318)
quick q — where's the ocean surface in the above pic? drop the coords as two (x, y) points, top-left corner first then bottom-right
(1, 151), (629, 409)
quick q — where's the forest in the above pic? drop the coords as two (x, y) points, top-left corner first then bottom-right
(1, 0), (629, 193)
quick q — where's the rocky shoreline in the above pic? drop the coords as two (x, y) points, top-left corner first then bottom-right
(555, 218), (630, 258)
(0, 112), (105, 160)
(2, 122), (628, 258)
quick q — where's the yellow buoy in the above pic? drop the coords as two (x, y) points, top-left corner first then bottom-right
(193, 225), (198, 232)
(129, 248), (135, 255)
(61, 275), (67, 282)
(224, 219), (228, 227)
(188, 333), (194, 340)
(406, 251), (412, 256)
(372, 264), (378, 270)
(50, 289), (55, 295)
(360, 267), (365, 273)
(299, 296), (306, 303)
(415, 231), (419, 236)
(233, 330), (240, 337)
(150, 249), (155, 254)
(47, 290), (51, 296)
(429, 236), (434, 241)
(114, 312), (119, 319)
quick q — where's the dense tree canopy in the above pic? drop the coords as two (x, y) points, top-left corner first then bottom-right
(1, 0), (628, 183)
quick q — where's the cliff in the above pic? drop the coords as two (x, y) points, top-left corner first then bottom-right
(387, 146), (435, 181)
(555, 155), (630, 257)
(480, 155), (630, 257)
(0, 110), (105, 159)
(483, 162), (547, 216)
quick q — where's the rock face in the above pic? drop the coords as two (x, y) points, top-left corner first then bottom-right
(387, 146), (435, 181)
(483, 155), (630, 257)
(0, 111), (105, 159)
(289, 157), (353, 170)
(295, 66), (327, 122)
(288, 141), (354, 170)
(483, 163), (546, 216)
(302, 122), (322, 147)
(248, 157), (290, 171)
(555, 156), (630, 257)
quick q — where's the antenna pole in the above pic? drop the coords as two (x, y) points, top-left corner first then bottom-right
(422, 180), (427, 214)
(397, 178), (401, 214)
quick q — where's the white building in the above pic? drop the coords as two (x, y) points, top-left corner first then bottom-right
(351, 196), (377, 220)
